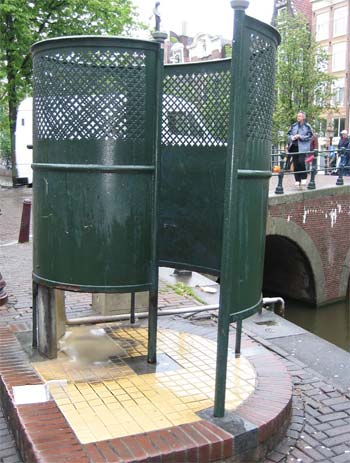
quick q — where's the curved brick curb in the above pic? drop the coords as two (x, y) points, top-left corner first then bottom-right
(234, 349), (293, 460)
(0, 326), (292, 463)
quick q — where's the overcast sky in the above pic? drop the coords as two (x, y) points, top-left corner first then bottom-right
(132, 0), (275, 39)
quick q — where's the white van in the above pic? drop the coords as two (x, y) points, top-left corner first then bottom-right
(15, 97), (33, 185)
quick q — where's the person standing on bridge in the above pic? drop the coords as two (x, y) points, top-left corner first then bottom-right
(287, 111), (313, 187)
(337, 130), (349, 176)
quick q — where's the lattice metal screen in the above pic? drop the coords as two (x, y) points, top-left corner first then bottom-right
(162, 64), (231, 147)
(33, 48), (146, 142)
(246, 30), (276, 142)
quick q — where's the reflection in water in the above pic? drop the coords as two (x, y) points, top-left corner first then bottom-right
(284, 299), (350, 352)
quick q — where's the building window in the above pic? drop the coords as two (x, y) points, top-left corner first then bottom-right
(332, 78), (345, 106)
(170, 43), (184, 64)
(332, 42), (346, 72)
(316, 12), (329, 41)
(333, 7), (347, 37)
(316, 46), (329, 72)
(314, 118), (327, 137)
(332, 117), (345, 137)
(276, 6), (287, 25)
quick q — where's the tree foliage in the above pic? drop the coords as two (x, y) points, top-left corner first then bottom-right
(0, 0), (137, 182)
(273, 12), (334, 144)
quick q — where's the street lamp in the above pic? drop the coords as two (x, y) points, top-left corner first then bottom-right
(326, 124), (335, 146)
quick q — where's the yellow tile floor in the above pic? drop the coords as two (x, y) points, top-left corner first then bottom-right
(33, 326), (256, 444)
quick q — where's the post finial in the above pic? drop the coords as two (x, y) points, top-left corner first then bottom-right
(230, 0), (249, 10)
(152, 31), (168, 44)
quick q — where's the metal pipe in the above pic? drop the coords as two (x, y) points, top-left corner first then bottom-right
(66, 304), (219, 326)
(66, 297), (285, 326)
(261, 296), (285, 316)
(262, 297), (285, 310)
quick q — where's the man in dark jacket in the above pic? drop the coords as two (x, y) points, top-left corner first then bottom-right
(287, 111), (313, 186)
(338, 130), (349, 175)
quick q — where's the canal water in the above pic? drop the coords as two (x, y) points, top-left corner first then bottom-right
(284, 298), (350, 352)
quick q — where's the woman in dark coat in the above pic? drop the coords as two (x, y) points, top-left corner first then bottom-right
(287, 111), (313, 186)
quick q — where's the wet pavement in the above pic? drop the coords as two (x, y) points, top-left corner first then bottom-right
(1, 184), (350, 462)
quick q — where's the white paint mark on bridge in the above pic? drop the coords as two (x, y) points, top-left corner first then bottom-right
(303, 208), (310, 224)
(330, 208), (338, 227)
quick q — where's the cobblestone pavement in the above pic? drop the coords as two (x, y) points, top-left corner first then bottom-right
(1, 185), (350, 462)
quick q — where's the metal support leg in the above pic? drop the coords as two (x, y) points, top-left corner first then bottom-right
(147, 291), (158, 364)
(214, 313), (230, 417)
(32, 281), (38, 348)
(235, 319), (242, 354)
(36, 284), (58, 359)
(130, 292), (136, 324)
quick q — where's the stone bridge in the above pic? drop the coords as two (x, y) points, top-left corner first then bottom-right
(266, 174), (350, 306)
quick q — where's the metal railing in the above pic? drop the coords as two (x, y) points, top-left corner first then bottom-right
(271, 147), (350, 195)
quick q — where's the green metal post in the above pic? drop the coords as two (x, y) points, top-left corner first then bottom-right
(148, 33), (165, 364)
(32, 281), (38, 348)
(214, 0), (249, 418)
(235, 319), (242, 354)
(130, 292), (136, 324)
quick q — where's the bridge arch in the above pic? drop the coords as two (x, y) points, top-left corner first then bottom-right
(339, 247), (350, 300)
(265, 217), (326, 306)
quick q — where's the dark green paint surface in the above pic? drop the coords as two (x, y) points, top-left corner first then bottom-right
(31, 38), (160, 292)
(159, 146), (226, 274)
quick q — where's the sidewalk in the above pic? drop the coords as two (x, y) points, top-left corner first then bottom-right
(1, 186), (350, 462)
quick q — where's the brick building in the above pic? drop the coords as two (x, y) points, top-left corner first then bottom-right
(272, 0), (313, 25)
(273, 0), (350, 137)
(311, 0), (349, 136)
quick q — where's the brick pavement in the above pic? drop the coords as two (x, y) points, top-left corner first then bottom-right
(1, 185), (350, 462)
(261, 339), (350, 463)
(0, 407), (22, 463)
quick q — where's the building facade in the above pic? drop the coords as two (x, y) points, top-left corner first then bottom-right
(274, 0), (350, 138)
(273, 0), (312, 25)
(311, 0), (349, 136)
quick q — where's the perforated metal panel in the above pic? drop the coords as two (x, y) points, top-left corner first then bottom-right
(159, 18), (280, 281)
(33, 47), (146, 142)
(161, 66), (230, 146)
(246, 32), (276, 142)
(221, 15), (280, 318)
(31, 37), (160, 292)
